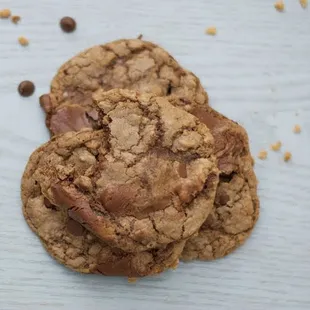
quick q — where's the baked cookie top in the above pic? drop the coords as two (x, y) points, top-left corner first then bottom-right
(28, 90), (219, 253)
(21, 148), (185, 277)
(178, 105), (259, 260)
(44, 39), (208, 135)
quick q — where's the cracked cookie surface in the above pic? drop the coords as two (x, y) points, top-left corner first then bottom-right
(44, 39), (208, 135)
(25, 90), (219, 253)
(175, 103), (259, 260)
(21, 144), (185, 276)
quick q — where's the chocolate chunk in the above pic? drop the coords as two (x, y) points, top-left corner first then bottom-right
(60, 17), (76, 33)
(49, 105), (93, 135)
(44, 197), (57, 210)
(67, 218), (84, 236)
(18, 80), (35, 97)
(178, 162), (187, 178)
(39, 94), (52, 113)
(100, 184), (134, 216)
(96, 257), (138, 277)
(86, 109), (99, 121)
(191, 107), (218, 130)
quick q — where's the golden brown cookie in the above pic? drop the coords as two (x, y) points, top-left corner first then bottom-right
(43, 39), (208, 135)
(21, 143), (185, 277)
(25, 90), (219, 253)
(174, 103), (259, 260)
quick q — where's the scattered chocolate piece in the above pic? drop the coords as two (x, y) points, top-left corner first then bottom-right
(205, 27), (217, 36)
(60, 16), (76, 33)
(18, 36), (29, 46)
(258, 150), (268, 160)
(137, 34), (143, 40)
(11, 15), (21, 24)
(18, 80), (35, 97)
(39, 94), (52, 113)
(293, 124), (301, 134)
(270, 141), (282, 151)
(284, 152), (292, 162)
(0, 9), (11, 18)
(274, 1), (285, 12)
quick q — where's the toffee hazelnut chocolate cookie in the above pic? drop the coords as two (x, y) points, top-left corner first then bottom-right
(42, 39), (208, 135)
(26, 90), (219, 253)
(21, 139), (185, 277)
(171, 102), (259, 260)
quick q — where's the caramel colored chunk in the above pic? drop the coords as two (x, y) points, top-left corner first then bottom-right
(11, 15), (21, 24)
(274, 1), (285, 11)
(0, 9), (11, 18)
(258, 150), (268, 160)
(18, 36), (29, 46)
(293, 125), (301, 134)
(270, 141), (282, 151)
(284, 152), (292, 162)
(300, 0), (308, 9)
(205, 27), (217, 36)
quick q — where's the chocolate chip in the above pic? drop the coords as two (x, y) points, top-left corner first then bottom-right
(60, 17), (76, 33)
(18, 80), (35, 97)
(191, 107), (218, 130)
(67, 218), (84, 236)
(39, 94), (52, 113)
(178, 162), (187, 178)
(137, 34), (143, 40)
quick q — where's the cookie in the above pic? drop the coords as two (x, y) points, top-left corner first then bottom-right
(43, 39), (208, 135)
(21, 147), (185, 276)
(174, 103), (259, 260)
(26, 90), (219, 253)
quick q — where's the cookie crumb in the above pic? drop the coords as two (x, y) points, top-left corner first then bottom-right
(11, 15), (21, 24)
(0, 9), (11, 18)
(128, 277), (137, 283)
(293, 124), (301, 134)
(274, 1), (285, 11)
(258, 150), (268, 160)
(283, 152), (292, 162)
(18, 36), (29, 46)
(137, 34), (143, 40)
(205, 27), (217, 36)
(300, 0), (308, 8)
(270, 141), (282, 151)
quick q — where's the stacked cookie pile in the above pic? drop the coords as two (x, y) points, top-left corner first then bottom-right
(21, 39), (259, 278)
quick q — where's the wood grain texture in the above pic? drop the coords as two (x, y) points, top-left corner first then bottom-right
(0, 0), (310, 309)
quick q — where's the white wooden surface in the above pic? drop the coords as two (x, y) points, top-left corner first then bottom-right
(0, 0), (310, 309)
